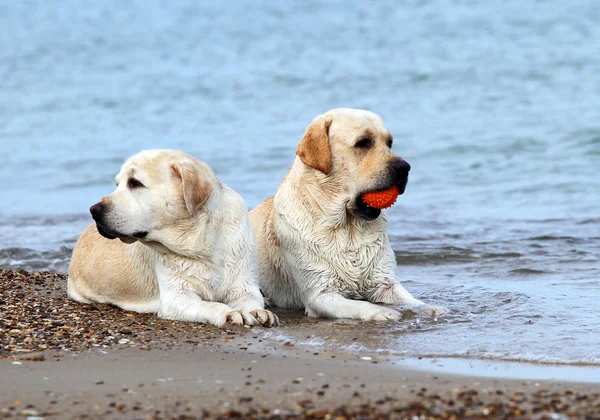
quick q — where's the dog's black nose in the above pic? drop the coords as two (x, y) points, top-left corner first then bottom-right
(89, 202), (104, 219)
(392, 160), (411, 177)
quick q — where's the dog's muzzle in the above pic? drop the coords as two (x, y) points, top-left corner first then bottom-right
(90, 202), (118, 240)
(353, 159), (410, 221)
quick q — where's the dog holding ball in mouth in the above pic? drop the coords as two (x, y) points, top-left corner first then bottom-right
(250, 108), (448, 321)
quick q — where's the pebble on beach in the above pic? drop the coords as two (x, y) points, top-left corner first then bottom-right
(0, 269), (228, 359)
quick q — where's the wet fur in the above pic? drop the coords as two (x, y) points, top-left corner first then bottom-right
(250, 109), (447, 320)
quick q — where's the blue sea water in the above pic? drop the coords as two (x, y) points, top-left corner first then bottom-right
(0, 0), (599, 370)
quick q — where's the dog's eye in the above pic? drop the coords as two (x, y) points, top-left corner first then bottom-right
(354, 138), (372, 149)
(387, 139), (393, 148)
(128, 178), (145, 189)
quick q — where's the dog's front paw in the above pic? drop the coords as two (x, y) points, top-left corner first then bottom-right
(225, 310), (258, 327)
(365, 307), (402, 321)
(250, 309), (279, 328)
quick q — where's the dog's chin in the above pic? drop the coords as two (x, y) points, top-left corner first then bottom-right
(352, 197), (382, 221)
(118, 230), (149, 244)
(96, 223), (145, 244)
(95, 223), (118, 240)
(118, 236), (138, 244)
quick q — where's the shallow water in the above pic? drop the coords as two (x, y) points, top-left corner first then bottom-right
(1, 1), (599, 371)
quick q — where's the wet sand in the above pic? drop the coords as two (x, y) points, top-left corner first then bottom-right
(2, 269), (600, 419)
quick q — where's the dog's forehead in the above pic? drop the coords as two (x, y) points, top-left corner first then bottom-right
(118, 151), (170, 180)
(329, 109), (390, 140)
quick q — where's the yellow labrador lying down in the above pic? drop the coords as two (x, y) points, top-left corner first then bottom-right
(250, 109), (448, 321)
(68, 149), (278, 328)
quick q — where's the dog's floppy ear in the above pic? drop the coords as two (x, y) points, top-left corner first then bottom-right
(296, 114), (333, 175)
(171, 160), (213, 216)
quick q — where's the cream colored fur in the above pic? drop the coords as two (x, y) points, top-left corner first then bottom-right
(68, 149), (277, 328)
(250, 109), (448, 321)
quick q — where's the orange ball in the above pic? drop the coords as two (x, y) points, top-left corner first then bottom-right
(361, 185), (400, 209)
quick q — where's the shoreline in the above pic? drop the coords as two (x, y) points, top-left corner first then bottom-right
(3, 345), (600, 419)
(397, 356), (600, 384)
(2, 269), (600, 418)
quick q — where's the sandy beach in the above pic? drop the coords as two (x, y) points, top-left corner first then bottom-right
(1, 269), (599, 419)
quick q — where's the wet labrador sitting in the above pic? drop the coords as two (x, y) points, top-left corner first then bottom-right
(68, 149), (278, 328)
(250, 109), (447, 321)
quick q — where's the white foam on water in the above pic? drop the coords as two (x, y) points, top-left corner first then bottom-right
(398, 357), (600, 383)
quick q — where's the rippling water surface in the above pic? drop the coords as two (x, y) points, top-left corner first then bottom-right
(1, 1), (599, 370)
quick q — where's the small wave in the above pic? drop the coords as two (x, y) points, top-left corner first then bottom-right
(418, 138), (549, 159)
(261, 325), (600, 368)
(525, 218), (569, 224)
(563, 128), (600, 155)
(0, 246), (72, 274)
(395, 247), (477, 266)
(396, 352), (600, 367)
(0, 214), (89, 227)
(261, 332), (296, 343)
(481, 252), (522, 258)
(509, 268), (551, 275)
(527, 235), (584, 243)
(339, 342), (370, 353)
(390, 233), (464, 243)
(578, 217), (600, 225)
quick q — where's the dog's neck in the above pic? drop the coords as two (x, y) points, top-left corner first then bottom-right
(282, 158), (388, 234)
(144, 183), (225, 260)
